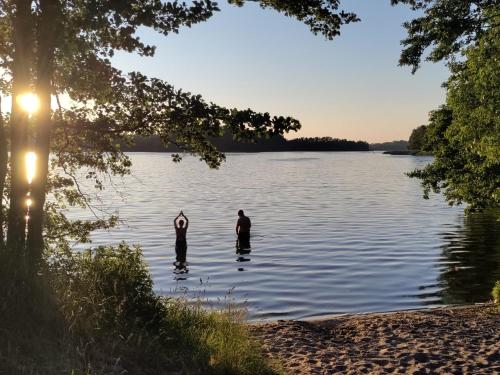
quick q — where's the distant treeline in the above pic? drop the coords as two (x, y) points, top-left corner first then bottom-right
(369, 140), (408, 151)
(122, 134), (370, 152)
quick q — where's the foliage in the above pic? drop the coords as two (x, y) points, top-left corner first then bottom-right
(0, 243), (279, 374)
(492, 281), (500, 304)
(391, 0), (498, 72)
(408, 21), (500, 212)
(229, 0), (359, 39)
(408, 125), (427, 151)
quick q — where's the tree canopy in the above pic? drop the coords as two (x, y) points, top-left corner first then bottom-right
(408, 19), (499, 212)
(391, 0), (498, 72)
(391, 1), (500, 212)
(408, 125), (427, 151)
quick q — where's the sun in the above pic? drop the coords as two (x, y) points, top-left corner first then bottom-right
(17, 93), (40, 115)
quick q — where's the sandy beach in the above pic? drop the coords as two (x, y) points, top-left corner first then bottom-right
(251, 304), (500, 374)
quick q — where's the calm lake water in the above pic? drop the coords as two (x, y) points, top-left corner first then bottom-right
(72, 152), (500, 320)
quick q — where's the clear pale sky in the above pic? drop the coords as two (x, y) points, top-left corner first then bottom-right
(111, 1), (449, 143)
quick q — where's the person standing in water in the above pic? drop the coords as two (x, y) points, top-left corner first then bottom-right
(174, 211), (189, 263)
(236, 209), (251, 249)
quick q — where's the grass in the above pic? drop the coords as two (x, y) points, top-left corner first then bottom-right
(0, 243), (279, 375)
(492, 281), (500, 304)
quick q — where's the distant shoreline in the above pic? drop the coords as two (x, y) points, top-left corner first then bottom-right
(123, 149), (372, 153)
(122, 135), (416, 154)
(383, 150), (433, 156)
(121, 134), (370, 153)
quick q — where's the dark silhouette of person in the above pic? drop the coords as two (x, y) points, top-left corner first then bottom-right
(236, 209), (251, 250)
(174, 211), (188, 264)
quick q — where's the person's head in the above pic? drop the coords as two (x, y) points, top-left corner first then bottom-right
(238, 209), (244, 217)
(178, 219), (185, 228)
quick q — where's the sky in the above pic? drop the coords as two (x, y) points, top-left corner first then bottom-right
(1, 1), (449, 143)
(109, 1), (450, 143)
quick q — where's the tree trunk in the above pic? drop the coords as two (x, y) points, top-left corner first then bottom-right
(6, 0), (33, 252)
(0, 98), (7, 245)
(27, 0), (59, 259)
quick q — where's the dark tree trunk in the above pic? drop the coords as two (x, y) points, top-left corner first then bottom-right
(6, 0), (33, 252)
(27, 0), (59, 259)
(0, 98), (7, 245)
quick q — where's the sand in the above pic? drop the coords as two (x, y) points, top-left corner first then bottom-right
(250, 304), (500, 374)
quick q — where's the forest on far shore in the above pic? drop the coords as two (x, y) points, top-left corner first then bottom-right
(122, 133), (371, 152)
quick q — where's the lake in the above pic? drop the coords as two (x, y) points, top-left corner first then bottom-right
(71, 152), (500, 320)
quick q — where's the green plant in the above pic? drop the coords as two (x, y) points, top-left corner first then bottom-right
(492, 281), (500, 304)
(0, 243), (279, 374)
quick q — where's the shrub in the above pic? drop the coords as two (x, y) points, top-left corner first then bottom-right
(492, 281), (500, 304)
(47, 244), (174, 373)
(0, 243), (278, 374)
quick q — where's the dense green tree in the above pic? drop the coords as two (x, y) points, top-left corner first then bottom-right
(0, 1), (361, 262)
(228, 0), (359, 38)
(408, 22), (499, 212)
(408, 125), (427, 151)
(391, 0), (498, 72)
(390, 1), (499, 212)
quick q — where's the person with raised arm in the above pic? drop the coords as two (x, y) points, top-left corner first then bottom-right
(174, 211), (189, 263)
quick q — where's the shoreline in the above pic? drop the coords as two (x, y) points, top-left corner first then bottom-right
(247, 303), (490, 324)
(250, 303), (499, 374)
(300, 302), (492, 323)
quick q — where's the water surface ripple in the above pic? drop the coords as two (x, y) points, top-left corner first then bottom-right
(70, 152), (500, 320)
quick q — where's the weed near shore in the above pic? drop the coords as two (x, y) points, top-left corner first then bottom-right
(0, 243), (278, 375)
(492, 281), (500, 304)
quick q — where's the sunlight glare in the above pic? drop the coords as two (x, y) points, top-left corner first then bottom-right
(26, 151), (37, 184)
(17, 93), (40, 115)
(26, 198), (33, 207)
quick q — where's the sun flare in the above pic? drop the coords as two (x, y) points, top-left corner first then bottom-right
(17, 93), (40, 115)
(26, 151), (37, 184)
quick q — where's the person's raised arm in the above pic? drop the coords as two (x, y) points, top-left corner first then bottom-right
(184, 214), (189, 230)
(174, 212), (182, 228)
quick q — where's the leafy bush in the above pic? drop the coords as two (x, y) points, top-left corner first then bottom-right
(0, 243), (278, 374)
(48, 244), (174, 373)
(492, 281), (500, 304)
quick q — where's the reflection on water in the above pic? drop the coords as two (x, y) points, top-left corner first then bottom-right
(236, 238), (252, 271)
(438, 210), (500, 304)
(174, 239), (189, 281)
(69, 152), (500, 320)
(173, 261), (189, 281)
